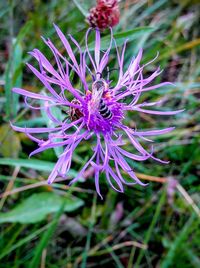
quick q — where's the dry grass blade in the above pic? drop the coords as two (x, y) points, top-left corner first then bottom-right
(75, 235), (113, 265)
(0, 166), (20, 209)
(136, 172), (167, 183)
(176, 183), (200, 218)
(0, 178), (94, 199)
(40, 248), (47, 268)
(90, 240), (147, 257)
(75, 236), (147, 265)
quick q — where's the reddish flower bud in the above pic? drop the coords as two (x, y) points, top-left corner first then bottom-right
(87, 0), (120, 30)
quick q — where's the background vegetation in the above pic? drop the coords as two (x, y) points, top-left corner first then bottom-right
(0, 0), (199, 267)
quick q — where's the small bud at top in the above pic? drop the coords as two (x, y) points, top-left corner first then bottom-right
(87, 0), (120, 30)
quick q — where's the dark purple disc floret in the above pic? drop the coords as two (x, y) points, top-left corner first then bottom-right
(82, 93), (123, 134)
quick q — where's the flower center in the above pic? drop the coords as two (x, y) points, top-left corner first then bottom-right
(82, 92), (123, 134)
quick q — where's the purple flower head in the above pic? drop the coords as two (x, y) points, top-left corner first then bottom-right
(12, 25), (183, 198)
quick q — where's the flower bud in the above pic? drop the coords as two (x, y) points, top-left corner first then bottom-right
(87, 0), (120, 30)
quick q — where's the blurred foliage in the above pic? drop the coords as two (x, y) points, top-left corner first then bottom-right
(0, 124), (21, 158)
(0, 0), (200, 267)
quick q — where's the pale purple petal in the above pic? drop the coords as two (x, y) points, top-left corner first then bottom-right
(132, 107), (184, 115)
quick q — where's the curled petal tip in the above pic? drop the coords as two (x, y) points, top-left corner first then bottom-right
(139, 48), (143, 54)
(12, 87), (20, 93)
(96, 191), (103, 200)
(53, 22), (57, 28)
(41, 36), (46, 42)
(9, 121), (14, 129)
(170, 126), (175, 131)
(167, 82), (176, 87)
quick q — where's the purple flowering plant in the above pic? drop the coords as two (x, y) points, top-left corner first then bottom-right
(12, 25), (182, 198)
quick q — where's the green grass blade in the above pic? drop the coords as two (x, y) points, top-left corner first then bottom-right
(81, 194), (97, 268)
(28, 199), (66, 268)
(160, 214), (198, 268)
(0, 223), (51, 260)
(87, 27), (154, 51)
(135, 190), (166, 267)
(72, 0), (89, 17)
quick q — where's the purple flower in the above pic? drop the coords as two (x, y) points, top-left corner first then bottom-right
(12, 25), (183, 198)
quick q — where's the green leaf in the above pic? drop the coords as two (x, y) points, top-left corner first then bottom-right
(0, 124), (21, 158)
(0, 158), (77, 176)
(4, 21), (33, 120)
(0, 192), (84, 224)
(0, 6), (9, 18)
(72, 0), (89, 17)
(17, 118), (46, 127)
(12, 41), (23, 117)
(131, 0), (168, 27)
(0, 158), (53, 171)
(4, 39), (23, 119)
(14, 20), (33, 47)
(87, 27), (155, 51)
